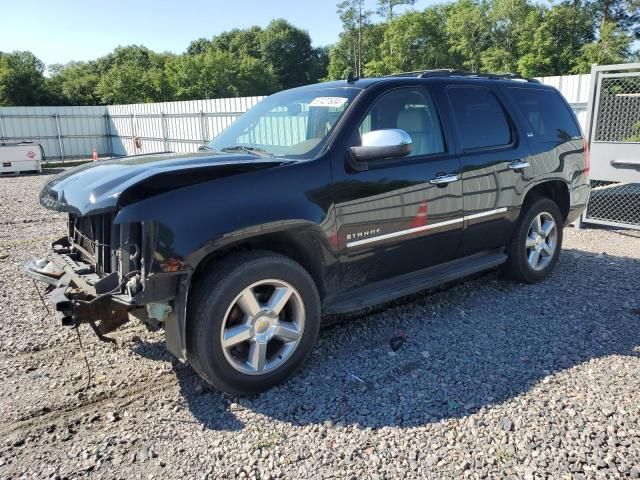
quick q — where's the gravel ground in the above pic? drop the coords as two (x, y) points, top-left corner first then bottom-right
(1, 171), (639, 480)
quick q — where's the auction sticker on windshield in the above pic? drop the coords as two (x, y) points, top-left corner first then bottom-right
(309, 97), (348, 108)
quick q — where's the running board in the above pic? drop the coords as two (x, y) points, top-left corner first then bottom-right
(324, 250), (507, 314)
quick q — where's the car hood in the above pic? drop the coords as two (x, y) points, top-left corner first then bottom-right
(40, 151), (296, 216)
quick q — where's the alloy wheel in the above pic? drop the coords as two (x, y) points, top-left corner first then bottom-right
(525, 212), (558, 271)
(220, 279), (305, 375)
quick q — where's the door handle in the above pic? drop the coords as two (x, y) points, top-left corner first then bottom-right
(429, 173), (460, 185)
(508, 160), (529, 170)
(611, 159), (640, 171)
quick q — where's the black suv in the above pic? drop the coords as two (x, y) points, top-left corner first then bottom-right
(26, 70), (590, 394)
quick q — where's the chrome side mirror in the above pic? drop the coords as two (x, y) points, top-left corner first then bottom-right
(349, 129), (413, 162)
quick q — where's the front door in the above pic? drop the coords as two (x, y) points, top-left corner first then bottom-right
(333, 86), (463, 291)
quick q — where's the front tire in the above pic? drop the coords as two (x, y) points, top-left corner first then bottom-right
(187, 251), (321, 395)
(503, 194), (563, 284)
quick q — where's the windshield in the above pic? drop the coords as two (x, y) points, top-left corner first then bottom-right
(207, 87), (360, 159)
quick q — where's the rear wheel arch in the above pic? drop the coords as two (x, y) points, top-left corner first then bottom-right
(503, 194), (563, 283)
(521, 180), (570, 222)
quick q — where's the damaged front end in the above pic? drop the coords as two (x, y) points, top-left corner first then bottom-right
(24, 214), (149, 342)
(25, 152), (291, 357)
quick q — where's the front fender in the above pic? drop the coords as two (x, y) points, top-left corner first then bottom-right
(115, 159), (333, 268)
(113, 158), (335, 359)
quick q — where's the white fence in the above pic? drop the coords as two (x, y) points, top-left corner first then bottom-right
(0, 98), (263, 161)
(107, 97), (263, 156)
(0, 105), (109, 160)
(0, 74), (591, 161)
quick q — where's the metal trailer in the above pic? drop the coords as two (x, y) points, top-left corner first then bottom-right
(583, 63), (640, 230)
(0, 141), (43, 174)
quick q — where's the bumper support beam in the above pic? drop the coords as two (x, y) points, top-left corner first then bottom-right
(24, 239), (134, 341)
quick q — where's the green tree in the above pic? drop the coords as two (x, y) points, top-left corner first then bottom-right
(376, 0), (416, 20)
(165, 49), (278, 99)
(481, 0), (534, 73)
(165, 50), (237, 100)
(328, 22), (384, 79)
(336, 0), (374, 76)
(95, 64), (155, 104)
(445, 0), (491, 72)
(574, 20), (633, 71)
(0, 51), (46, 106)
(46, 62), (100, 105)
(202, 21), (322, 90)
(210, 26), (263, 59)
(93, 46), (173, 104)
(234, 55), (281, 95)
(308, 46), (331, 83)
(259, 19), (318, 89)
(186, 38), (212, 56)
(327, 36), (355, 80)
(592, 0), (640, 36)
(517, 3), (594, 76)
(366, 8), (450, 76)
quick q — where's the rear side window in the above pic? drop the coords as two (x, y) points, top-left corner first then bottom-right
(447, 86), (512, 150)
(508, 88), (581, 142)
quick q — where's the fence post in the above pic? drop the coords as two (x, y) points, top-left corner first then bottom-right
(161, 111), (169, 152)
(0, 113), (6, 142)
(129, 113), (137, 155)
(200, 110), (209, 145)
(104, 113), (113, 158)
(54, 113), (65, 161)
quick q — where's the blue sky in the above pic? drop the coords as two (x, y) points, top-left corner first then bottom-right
(1, 0), (433, 66)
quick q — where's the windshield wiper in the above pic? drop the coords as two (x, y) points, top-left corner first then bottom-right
(218, 145), (272, 157)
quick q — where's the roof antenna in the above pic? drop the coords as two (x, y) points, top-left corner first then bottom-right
(346, 71), (358, 84)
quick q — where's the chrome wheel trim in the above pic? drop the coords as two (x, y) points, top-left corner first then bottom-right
(525, 212), (558, 271)
(220, 279), (305, 375)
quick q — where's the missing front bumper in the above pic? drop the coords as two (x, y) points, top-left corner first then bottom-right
(24, 238), (133, 339)
(24, 237), (189, 358)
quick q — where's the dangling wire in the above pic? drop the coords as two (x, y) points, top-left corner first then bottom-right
(31, 276), (96, 392)
(31, 279), (51, 322)
(73, 324), (92, 393)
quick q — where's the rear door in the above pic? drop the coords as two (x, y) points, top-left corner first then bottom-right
(444, 83), (532, 256)
(333, 85), (463, 290)
(506, 86), (585, 181)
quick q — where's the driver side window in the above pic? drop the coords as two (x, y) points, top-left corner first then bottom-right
(359, 88), (445, 157)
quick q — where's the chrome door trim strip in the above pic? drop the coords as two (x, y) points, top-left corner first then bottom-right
(464, 207), (508, 221)
(346, 218), (463, 247)
(345, 207), (508, 248)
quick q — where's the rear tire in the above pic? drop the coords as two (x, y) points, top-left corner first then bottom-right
(187, 251), (321, 395)
(503, 194), (563, 284)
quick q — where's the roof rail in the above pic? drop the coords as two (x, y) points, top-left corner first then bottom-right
(385, 69), (540, 83)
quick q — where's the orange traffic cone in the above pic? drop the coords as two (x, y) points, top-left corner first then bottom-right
(92, 148), (98, 162)
(411, 201), (429, 228)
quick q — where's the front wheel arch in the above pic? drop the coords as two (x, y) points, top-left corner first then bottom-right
(165, 225), (332, 363)
(189, 226), (331, 302)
